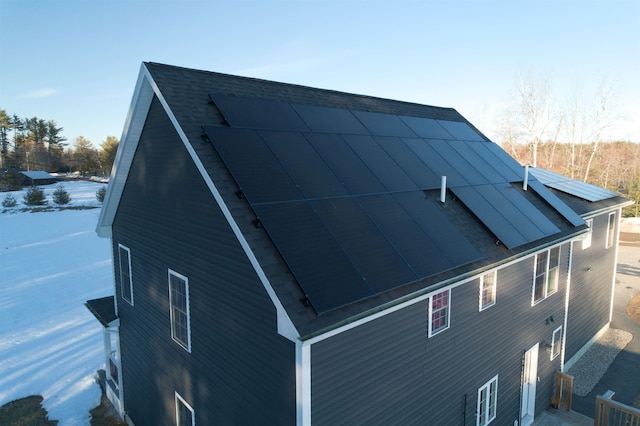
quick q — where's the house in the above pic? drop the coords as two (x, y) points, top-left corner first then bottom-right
(19, 170), (57, 186)
(88, 62), (631, 426)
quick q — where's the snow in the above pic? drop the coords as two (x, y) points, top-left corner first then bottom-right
(0, 180), (113, 425)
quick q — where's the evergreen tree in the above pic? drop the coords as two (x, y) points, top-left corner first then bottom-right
(52, 184), (71, 205)
(23, 186), (47, 206)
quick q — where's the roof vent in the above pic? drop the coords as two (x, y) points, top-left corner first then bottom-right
(440, 176), (447, 203)
(523, 165), (530, 191)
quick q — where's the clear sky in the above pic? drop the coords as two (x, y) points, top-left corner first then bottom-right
(1, 0), (638, 147)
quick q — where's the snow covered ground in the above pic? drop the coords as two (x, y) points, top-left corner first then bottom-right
(0, 180), (113, 425)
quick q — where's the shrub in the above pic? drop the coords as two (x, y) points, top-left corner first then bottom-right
(53, 185), (71, 205)
(24, 186), (47, 206)
(2, 193), (18, 208)
(96, 185), (107, 203)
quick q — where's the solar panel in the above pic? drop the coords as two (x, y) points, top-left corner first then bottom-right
(449, 142), (508, 184)
(253, 201), (372, 314)
(373, 136), (441, 190)
(261, 131), (348, 199)
(467, 142), (522, 182)
(203, 126), (302, 203)
(352, 110), (416, 137)
(342, 134), (419, 192)
(209, 94), (309, 131)
(527, 180), (586, 227)
(402, 138), (469, 187)
(399, 116), (453, 139)
(436, 120), (486, 141)
(429, 140), (489, 186)
(530, 167), (619, 202)
(291, 103), (369, 134)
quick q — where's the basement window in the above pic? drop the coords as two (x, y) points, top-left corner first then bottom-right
(428, 289), (450, 337)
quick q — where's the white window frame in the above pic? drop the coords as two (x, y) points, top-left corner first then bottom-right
(606, 212), (616, 249)
(118, 244), (133, 306)
(175, 392), (195, 426)
(477, 375), (498, 426)
(428, 288), (450, 337)
(532, 246), (560, 305)
(551, 326), (563, 360)
(581, 219), (593, 250)
(479, 271), (497, 311)
(169, 270), (191, 352)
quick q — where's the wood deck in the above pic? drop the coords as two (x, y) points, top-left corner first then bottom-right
(532, 408), (593, 426)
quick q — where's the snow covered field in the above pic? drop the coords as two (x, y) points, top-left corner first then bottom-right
(0, 180), (113, 425)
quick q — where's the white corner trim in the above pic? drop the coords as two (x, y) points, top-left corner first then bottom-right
(296, 340), (311, 426)
(142, 66), (300, 342)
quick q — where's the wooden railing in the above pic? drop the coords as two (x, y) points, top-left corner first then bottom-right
(594, 390), (640, 426)
(551, 372), (574, 411)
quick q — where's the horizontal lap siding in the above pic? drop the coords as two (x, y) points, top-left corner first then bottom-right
(311, 245), (569, 426)
(566, 212), (617, 361)
(113, 97), (295, 425)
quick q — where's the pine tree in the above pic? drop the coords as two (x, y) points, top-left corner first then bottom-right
(24, 186), (47, 206)
(52, 184), (71, 205)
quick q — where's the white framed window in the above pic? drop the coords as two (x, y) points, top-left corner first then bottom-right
(532, 246), (560, 305)
(582, 219), (593, 250)
(479, 271), (497, 311)
(175, 392), (195, 426)
(606, 212), (616, 249)
(169, 270), (191, 352)
(477, 375), (498, 426)
(551, 326), (563, 360)
(118, 244), (133, 305)
(428, 289), (450, 337)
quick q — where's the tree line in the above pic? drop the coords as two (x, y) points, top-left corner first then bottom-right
(0, 109), (118, 176)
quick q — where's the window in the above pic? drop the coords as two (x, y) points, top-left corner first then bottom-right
(118, 244), (133, 305)
(479, 271), (496, 311)
(582, 219), (593, 250)
(606, 212), (616, 249)
(169, 270), (191, 352)
(532, 247), (560, 305)
(175, 392), (195, 426)
(429, 289), (450, 337)
(477, 375), (498, 426)
(551, 326), (562, 360)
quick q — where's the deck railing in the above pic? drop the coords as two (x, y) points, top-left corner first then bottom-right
(594, 390), (640, 426)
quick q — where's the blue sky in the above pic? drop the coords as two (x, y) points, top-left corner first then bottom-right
(1, 0), (638, 147)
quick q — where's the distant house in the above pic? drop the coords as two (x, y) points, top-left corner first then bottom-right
(88, 62), (631, 426)
(19, 170), (57, 186)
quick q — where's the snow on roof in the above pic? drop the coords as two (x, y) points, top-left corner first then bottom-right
(19, 170), (56, 179)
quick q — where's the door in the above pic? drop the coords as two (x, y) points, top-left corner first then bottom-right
(520, 343), (538, 426)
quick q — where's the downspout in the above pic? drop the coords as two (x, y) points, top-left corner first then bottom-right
(561, 241), (574, 372)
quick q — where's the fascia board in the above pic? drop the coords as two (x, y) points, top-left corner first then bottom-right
(96, 63), (155, 238)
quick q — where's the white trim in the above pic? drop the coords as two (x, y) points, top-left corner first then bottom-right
(563, 323), (609, 371)
(479, 270), (497, 311)
(531, 246), (561, 306)
(609, 208), (622, 322)
(97, 64), (298, 341)
(581, 218), (593, 250)
(428, 288), (451, 337)
(477, 374), (498, 426)
(168, 269), (192, 353)
(118, 244), (134, 306)
(551, 326), (563, 360)
(606, 211), (616, 249)
(296, 341), (311, 426)
(560, 241), (573, 371)
(175, 392), (195, 426)
(97, 64), (155, 238)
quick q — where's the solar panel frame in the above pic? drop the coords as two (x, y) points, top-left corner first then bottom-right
(527, 180), (586, 227)
(436, 120), (486, 142)
(352, 110), (417, 137)
(291, 103), (369, 134)
(209, 94), (309, 131)
(399, 116), (453, 139)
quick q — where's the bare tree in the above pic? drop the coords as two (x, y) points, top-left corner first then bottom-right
(583, 77), (618, 182)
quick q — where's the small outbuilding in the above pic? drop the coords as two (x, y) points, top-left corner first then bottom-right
(19, 171), (57, 186)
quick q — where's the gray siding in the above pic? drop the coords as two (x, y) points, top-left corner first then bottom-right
(112, 97), (295, 425)
(566, 211), (618, 361)
(311, 244), (570, 426)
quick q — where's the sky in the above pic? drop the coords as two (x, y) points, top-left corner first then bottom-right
(1, 0), (639, 147)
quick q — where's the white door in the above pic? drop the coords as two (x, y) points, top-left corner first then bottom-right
(520, 343), (539, 426)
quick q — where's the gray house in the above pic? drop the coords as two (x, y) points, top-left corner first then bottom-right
(88, 62), (630, 426)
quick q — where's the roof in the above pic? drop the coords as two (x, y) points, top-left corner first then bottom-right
(85, 296), (117, 327)
(98, 62), (622, 338)
(20, 171), (56, 180)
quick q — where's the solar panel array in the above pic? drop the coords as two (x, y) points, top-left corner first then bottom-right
(530, 167), (619, 203)
(204, 94), (579, 313)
